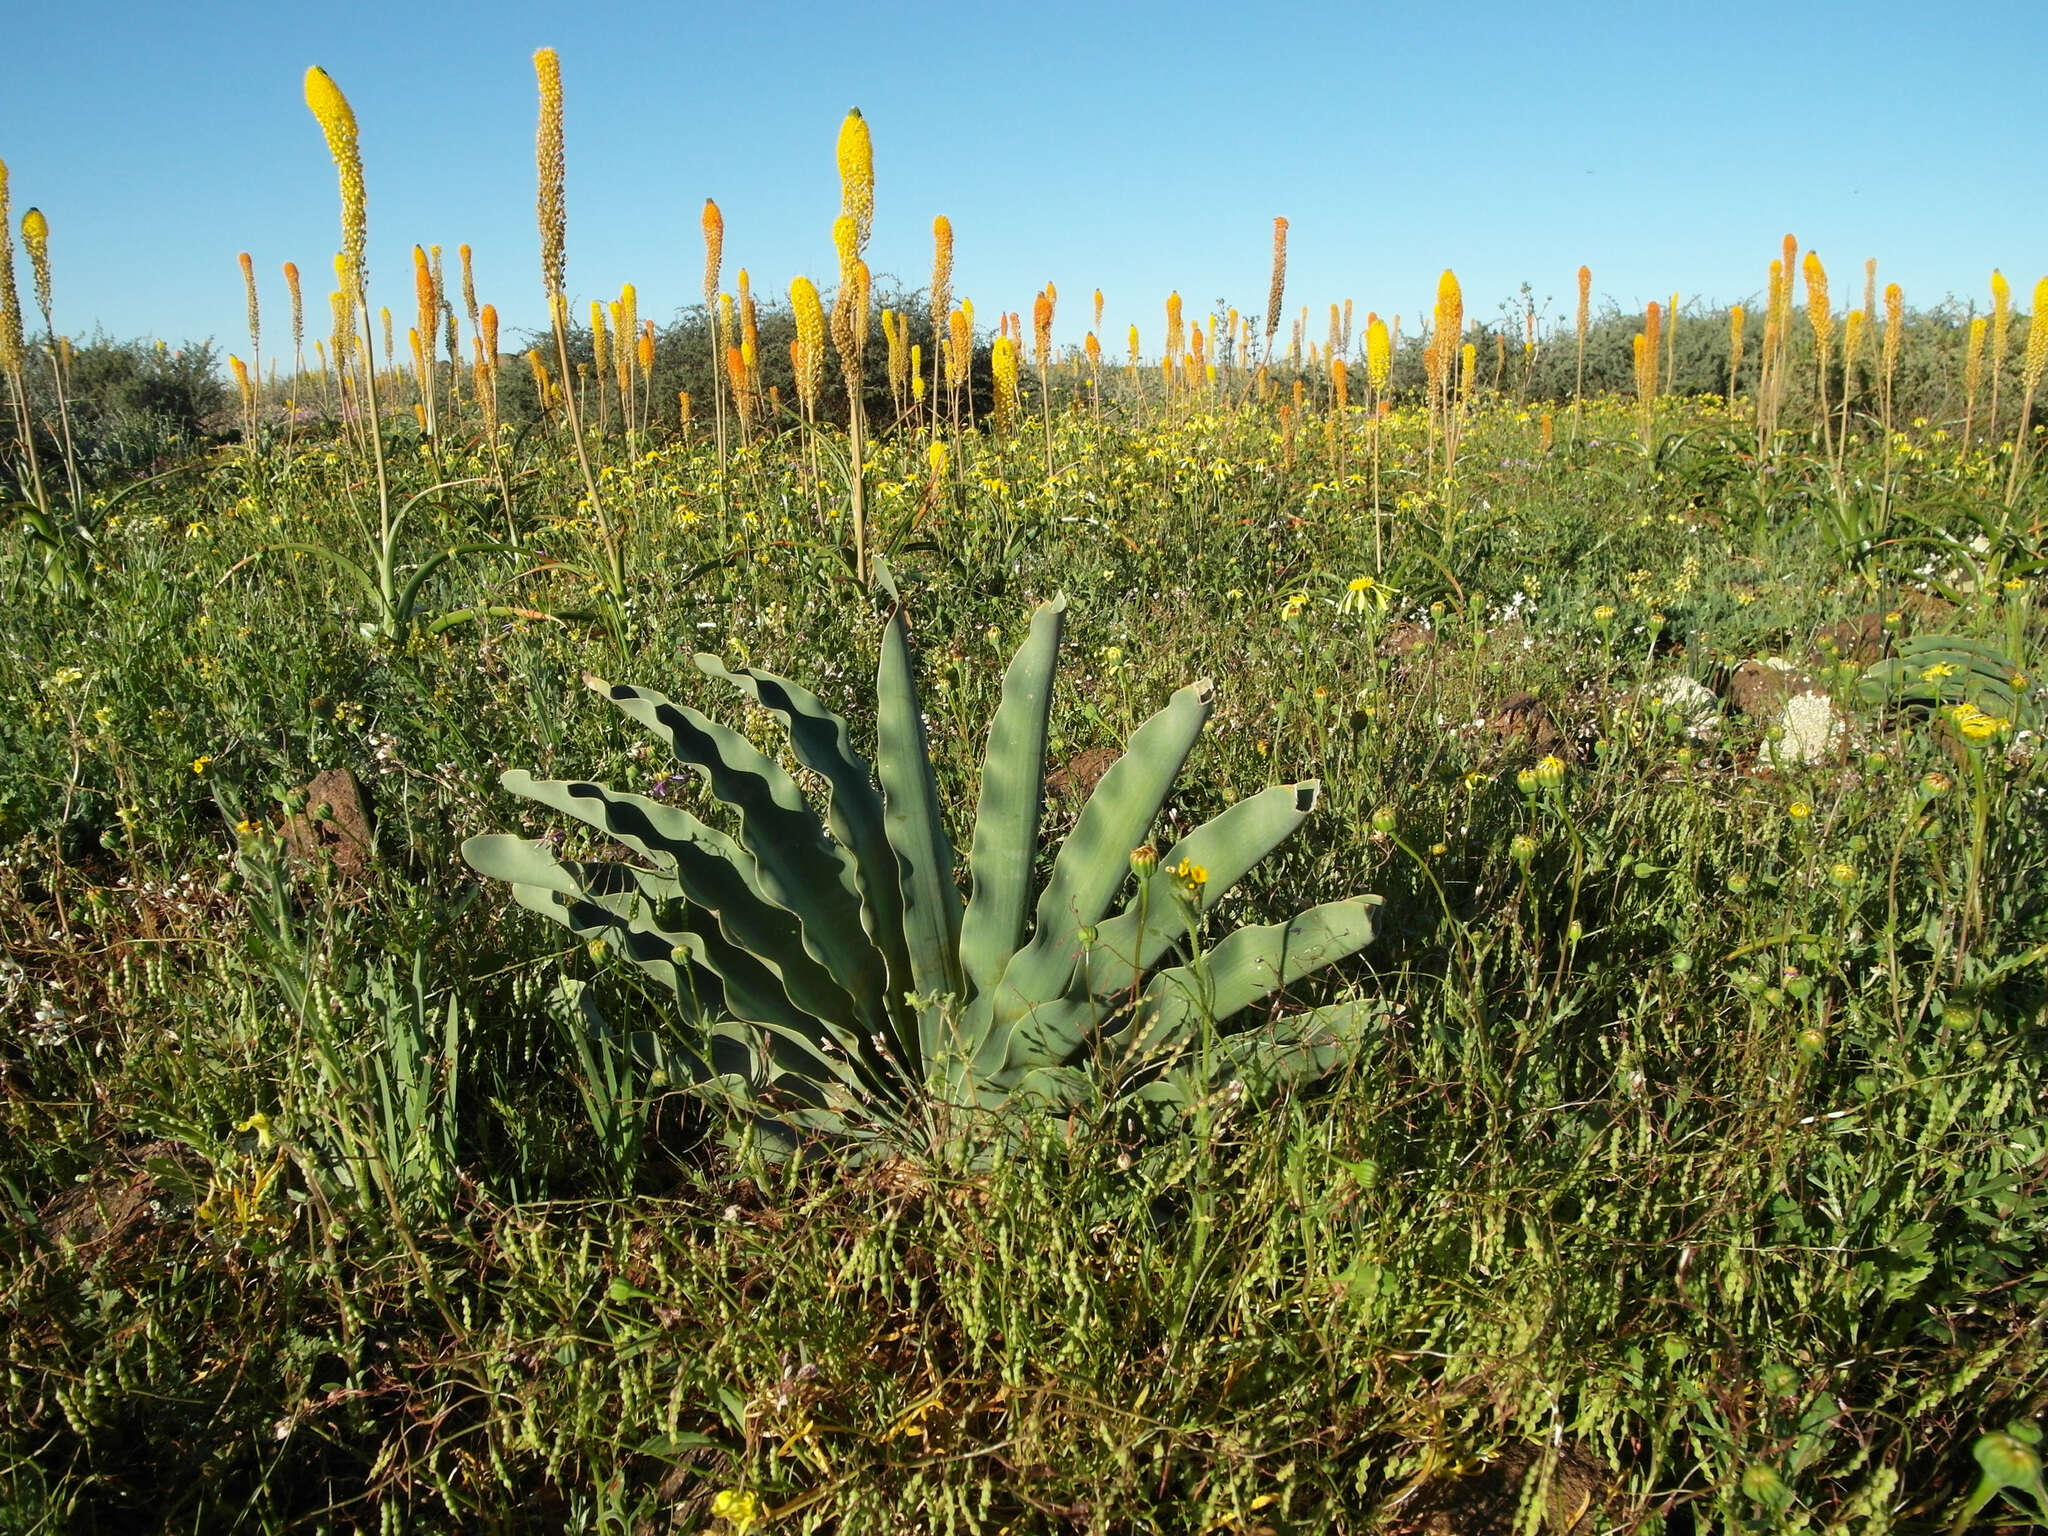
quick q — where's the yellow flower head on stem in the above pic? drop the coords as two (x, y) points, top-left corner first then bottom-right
(836, 108), (874, 254)
(303, 68), (366, 292)
(533, 48), (566, 300)
(22, 206), (53, 326)
(701, 199), (723, 310)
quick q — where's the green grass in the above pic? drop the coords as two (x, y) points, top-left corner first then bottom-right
(2, 390), (2045, 1533)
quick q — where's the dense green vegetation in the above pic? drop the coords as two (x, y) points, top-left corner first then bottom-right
(2, 383), (2046, 1534)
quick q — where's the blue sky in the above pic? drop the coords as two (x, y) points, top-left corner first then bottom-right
(2, 0), (2042, 364)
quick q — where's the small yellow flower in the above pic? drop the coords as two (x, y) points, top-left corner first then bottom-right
(1170, 857), (1209, 896)
(1919, 662), (1959, 682)
(709, 1489), (766, 1532)
(1348, 575), (1375, 592)
(1592, 604), (1617, 624)
(1827, 861), (1857, 888)
(235, 818), (258, 836)
(2011, 671), (2029, 691)
(1787, 800), (1812, 821)
(1950, 702), (2010, 743)
(191, 755), (213, 774)
(235, 1111), (274, 1150)
(1428, 841), (1448, 857)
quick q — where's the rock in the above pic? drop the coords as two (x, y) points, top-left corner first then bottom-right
(1489, 692), (1569, 759)
(1046, 747), (1118, 803)
(1380, 621), (1433, 659)
(1648, 675), (1720, 739)
(1726, 658), (1816, 717)
(283, 767), (374, 877)
(1768, 690), (1845, 767)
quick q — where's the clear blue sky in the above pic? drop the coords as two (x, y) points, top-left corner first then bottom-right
(3, 0), (2042, 365)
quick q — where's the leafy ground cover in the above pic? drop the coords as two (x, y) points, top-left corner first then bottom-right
(2, 388), (2045, 1533)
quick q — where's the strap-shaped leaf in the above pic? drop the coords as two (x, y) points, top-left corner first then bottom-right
(1122, 898), (1379, 1063)
(693, 655), (919, 1060)
(569, 861), (901, 1098)
(498, 773), (861, 1037)
(469, 830), (878, 1083)
(981, 679), (1214, 1035)
(1048, 781), (1322, 1012)
(968, 782), (1323, 1079)
(596, 680), (888, 1016)
(959, 595), (1066, 1005)
(1214, 999), (1379, 1098)
(463, 831), (583, 898)
(875, 609), (965, 1017)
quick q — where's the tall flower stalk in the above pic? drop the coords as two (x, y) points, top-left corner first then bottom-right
(1263, 217), (1288, 366)
(532, 47), (621, 596)
(1988, 270), (2011, 445)
(303, 66), (392, 563)
(701, 199), (726, 470)
(833, 108), (875, 583)
(2006, 276), (2047, 505)
(1572, 264), (1590, 441)
(21, 205), (81, 504)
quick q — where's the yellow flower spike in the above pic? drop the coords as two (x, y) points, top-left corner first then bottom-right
(928, 215), (953, 347)
(283, 260), (303, 354)
(1435, 270), (1463, 344)
(533, 48), (566, 299)
(1366, 315), (1391, 395)
(22, 206), (53, 326)
(789, 275), (826, 418)
(589, 301), (609, 384)
(1264, 216), (1288, 354)
(303, 69), (367, 297)
(1033, 288), (1054, 370)
(700, 199), (723, 311)
(1990, 270), (2012, 409)
(948, 309), (970, 387)
(1127, 324), (1140, 368)
(2025, 276), (2048, 394)
(1803, 251), (1832, 361)
(836, 108), (874, 254)
(990, 335), (1019, 431)
(1883, 282), (1904, 389)
(637, 324), (654, 381)
(832, 214), (859, 284)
